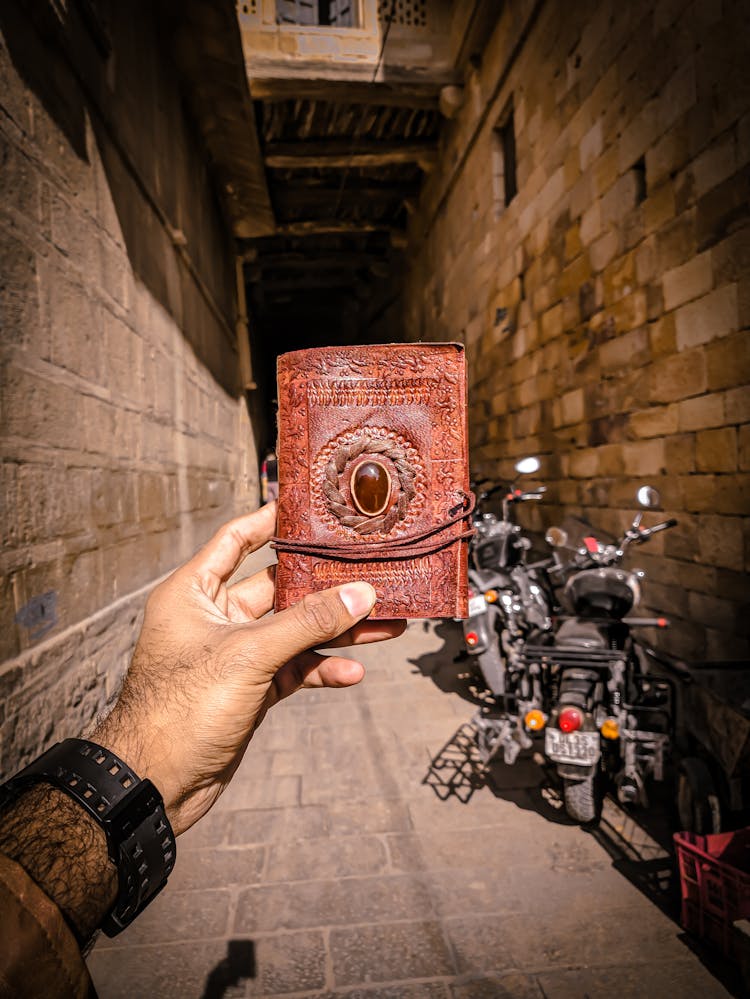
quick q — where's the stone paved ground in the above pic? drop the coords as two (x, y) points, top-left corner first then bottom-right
(89, 555), (737, 998)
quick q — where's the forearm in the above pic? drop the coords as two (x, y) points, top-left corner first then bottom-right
(0, 783), (117, 947)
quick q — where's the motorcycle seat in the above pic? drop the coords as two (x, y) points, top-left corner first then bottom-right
(556, 618), (607, 649)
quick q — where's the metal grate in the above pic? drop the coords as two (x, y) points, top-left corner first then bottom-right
(378, 0), (427, 28)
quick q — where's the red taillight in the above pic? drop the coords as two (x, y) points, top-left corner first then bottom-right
(466, 631), (479, 647)
(558, 706), (583, 733)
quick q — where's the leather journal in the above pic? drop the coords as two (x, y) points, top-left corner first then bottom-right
(272, 343), (473, 619)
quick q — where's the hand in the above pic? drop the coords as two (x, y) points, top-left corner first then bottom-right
(94, 502), (405, 835)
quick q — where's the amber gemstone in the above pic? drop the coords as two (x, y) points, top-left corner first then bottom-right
(351, 460), (391, 516)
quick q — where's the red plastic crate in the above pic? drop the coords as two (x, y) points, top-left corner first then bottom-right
(674, 827), (750, 957)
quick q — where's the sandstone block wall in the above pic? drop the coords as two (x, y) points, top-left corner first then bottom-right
(404, 0), (749, 662)
(0, 3), (259, 772)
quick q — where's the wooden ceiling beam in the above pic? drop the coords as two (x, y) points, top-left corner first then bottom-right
(262, 273), (358, 291)
(273, 220), (398, 236)
(276, 187), (415, 210)
(249, 78), (440, 110)
(250, 253), (384, 271)
(265, 140), (437, 170)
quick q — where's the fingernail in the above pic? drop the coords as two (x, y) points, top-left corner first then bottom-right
(339, 582), (377, 617)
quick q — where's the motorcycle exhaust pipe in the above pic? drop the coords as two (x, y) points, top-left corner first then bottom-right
(622, 617), (670, 628)
(616, 775), (640, 805)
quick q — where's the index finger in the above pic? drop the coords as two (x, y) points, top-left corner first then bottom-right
(186, 502), (277, 593)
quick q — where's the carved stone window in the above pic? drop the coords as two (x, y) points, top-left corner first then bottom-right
(276, 0), (358, 26)
(492, 100), (517, 219)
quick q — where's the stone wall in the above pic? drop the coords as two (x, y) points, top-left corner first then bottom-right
(403, 0), (749, 662)
(0, 2), (260, 772)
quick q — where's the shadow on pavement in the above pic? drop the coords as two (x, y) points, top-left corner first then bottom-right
(409, 618), (489, 706)
(201, 940), (256, 999)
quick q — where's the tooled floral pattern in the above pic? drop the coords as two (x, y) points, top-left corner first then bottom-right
(287, 346), (452, 380)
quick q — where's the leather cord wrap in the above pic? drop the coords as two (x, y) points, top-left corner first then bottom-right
(271, 492), (475, 562)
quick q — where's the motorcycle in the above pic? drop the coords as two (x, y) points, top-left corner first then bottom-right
(462, 457), (555, 765)
(522, 486), (677, 824)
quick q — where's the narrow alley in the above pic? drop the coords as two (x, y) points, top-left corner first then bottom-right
(87, 548), (735, 997)
(1, 0), (749, 996)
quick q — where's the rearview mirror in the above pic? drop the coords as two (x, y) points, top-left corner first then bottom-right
(515, 456), (540, 475)
(545, 526), (568, 548)
(637, 485), (660, 509)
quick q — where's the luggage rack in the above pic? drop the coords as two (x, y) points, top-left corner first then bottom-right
(520, 643), (675, 735)
(519, 643), (625, 669)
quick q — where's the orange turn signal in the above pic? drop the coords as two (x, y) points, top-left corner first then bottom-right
(600, 718), (620, 740)
(524, 709), (546, 731)
(484, 589), (499, 604)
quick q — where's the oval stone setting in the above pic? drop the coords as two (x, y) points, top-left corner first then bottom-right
(350, 460), (391, 517)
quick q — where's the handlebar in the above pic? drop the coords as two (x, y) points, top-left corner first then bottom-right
(527, 556), (555, 570)
(625, 517), (678, 545)
(550, 515), (678, 572)
(471, 477), (492, 491)
(476, 483), (546, 504)
(650, 518), (678, 533)
(480, 483), (507, 501)
(503, 487), (546, 502)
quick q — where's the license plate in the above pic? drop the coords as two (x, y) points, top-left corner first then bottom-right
(468, 594), (487, 617)
(545, 728), (600, 765)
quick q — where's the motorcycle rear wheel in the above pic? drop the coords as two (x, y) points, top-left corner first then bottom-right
(563, 775), (602, 826)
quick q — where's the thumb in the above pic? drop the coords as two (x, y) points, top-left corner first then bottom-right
(254, 582), (377, 668)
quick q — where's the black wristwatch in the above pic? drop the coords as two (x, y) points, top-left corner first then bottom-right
(0, 738), (176, 936)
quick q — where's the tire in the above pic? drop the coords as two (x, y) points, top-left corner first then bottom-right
(676, 757), (721, 834)
(563, 775), (602, 826)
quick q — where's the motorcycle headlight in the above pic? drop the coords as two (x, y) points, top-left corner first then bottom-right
(627, 575), (641, 608)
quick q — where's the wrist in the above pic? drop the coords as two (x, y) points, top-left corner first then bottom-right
(91, 714), (187, 834)
(0, 738), (177, 938)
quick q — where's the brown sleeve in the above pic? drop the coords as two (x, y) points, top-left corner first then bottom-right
(0, 853), (95, 999)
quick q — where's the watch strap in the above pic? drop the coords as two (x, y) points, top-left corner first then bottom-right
(0, 738), (176, 936)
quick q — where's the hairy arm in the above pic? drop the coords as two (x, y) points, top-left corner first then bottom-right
(0, 505), (403, 954)
(0, 784), (116, 948)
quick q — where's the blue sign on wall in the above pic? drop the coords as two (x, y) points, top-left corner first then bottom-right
(15, 591), (58, 641)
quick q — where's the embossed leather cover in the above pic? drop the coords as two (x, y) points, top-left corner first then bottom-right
(274, 343), (470, 619)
